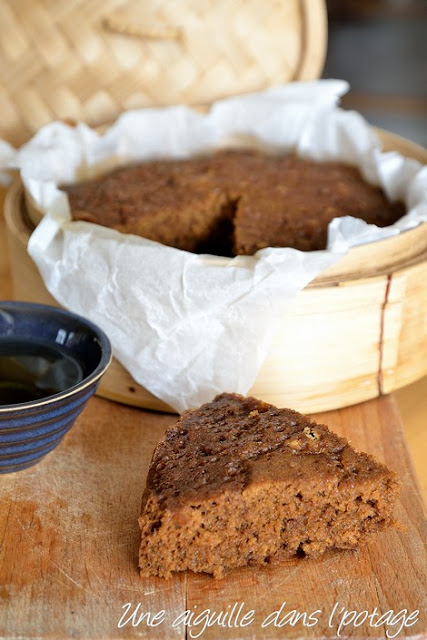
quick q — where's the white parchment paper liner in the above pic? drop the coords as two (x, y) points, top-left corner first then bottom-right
(5, 80), (427, 412)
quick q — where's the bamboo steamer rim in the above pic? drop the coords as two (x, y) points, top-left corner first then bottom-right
(0, 0), (327, 147)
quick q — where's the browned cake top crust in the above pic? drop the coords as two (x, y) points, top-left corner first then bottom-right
(62, 150), (405, 255)
(146, 393), (395, 508)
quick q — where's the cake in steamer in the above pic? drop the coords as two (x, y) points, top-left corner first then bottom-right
(62, 150), (404, 256)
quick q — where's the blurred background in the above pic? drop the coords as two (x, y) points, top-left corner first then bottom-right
(323, 0), (426, 146)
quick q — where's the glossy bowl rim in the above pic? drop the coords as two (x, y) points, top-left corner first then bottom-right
(0, 301), (112, 413)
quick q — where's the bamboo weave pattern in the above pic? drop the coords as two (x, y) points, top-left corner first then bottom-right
(0, 0), (325, 145)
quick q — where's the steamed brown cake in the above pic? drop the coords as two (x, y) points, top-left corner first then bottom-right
(62, 150), (404, 256)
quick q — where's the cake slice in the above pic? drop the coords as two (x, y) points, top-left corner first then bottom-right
(138, 393), (399, 578)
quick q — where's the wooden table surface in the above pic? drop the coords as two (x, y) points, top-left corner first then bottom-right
(1, 392), (426, 639)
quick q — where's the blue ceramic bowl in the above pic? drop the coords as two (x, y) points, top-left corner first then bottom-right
(0, 301), (112, 473)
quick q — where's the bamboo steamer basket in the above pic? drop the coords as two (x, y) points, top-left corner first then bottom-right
(4, 130), (427, 414)
(2, 0), (427, 413)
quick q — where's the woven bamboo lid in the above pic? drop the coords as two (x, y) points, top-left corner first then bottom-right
(0, 0), (326, 147)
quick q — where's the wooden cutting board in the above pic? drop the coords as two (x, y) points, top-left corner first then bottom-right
(0, 394), (426, 639)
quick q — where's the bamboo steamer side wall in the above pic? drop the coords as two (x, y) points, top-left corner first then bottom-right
(254, 278), (389, 410)
(383, 262), (427, 394)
